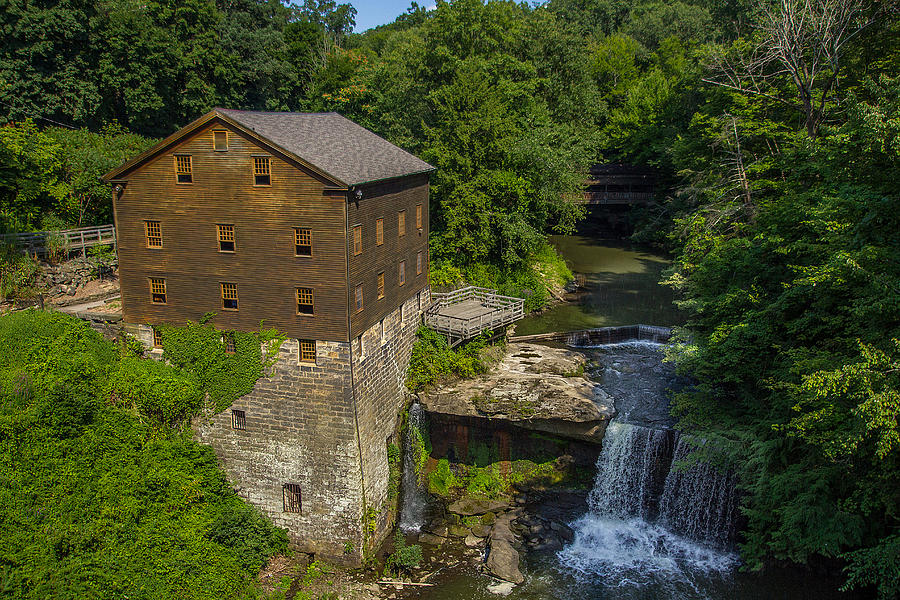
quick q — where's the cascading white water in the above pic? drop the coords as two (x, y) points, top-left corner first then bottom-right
(559, 421), (738, 592)
(589, 422), (671, 520)
(399, 402), (427, 532)
(658, 436), (737, 549)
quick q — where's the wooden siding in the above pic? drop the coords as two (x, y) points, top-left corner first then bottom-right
(347, 175), (429, 338)
(114, 120), (350, 341)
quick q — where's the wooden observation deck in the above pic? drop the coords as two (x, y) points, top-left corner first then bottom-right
(425, 286), (525, 347)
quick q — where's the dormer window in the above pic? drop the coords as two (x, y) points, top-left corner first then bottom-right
(254, 156), (271, 186)
(175, 155), (192, 183)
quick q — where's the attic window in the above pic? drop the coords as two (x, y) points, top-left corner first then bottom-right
(254, 156), (271, 186)
(175, 155), (192, 183)
(213, 130), (228, 151)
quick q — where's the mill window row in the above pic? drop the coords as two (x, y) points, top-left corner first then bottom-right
(148, 267), (423, 313)
(156, 334), (317, 365)
(145, 218), (423, 257)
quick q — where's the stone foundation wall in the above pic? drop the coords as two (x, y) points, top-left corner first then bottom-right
(350, 288), (429, 546)
(194, 338), (363, 562)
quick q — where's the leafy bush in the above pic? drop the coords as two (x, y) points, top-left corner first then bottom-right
(106, 357), (204, 426)
(384, 530), (422, 576)
(0, 310), (288, 599)
(427, 458), (459, 497)
(405, 326), (493, 391)
(0, 243), (39, 301)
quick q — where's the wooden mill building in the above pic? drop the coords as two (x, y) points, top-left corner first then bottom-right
(103, 109), (434, 562)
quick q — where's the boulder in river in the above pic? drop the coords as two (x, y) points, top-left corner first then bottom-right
(486, 514), (524, 584)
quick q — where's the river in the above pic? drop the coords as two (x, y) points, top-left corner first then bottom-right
(514, 236), (684, 337)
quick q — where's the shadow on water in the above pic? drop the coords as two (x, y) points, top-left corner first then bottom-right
(514, 236), (684, 337)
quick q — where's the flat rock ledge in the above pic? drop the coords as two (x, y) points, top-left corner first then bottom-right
(420, 343), (615, 443)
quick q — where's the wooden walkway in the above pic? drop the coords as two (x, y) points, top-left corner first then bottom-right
(0, 224), (116, 257)
(425, 286), (525, 347)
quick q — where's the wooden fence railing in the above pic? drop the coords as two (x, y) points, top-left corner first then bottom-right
(0, 225), (116, 257)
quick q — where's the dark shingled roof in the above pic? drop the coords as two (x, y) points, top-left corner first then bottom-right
(218, 109), (434, 186)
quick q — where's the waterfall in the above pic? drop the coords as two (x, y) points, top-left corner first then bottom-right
(559, 422), (738, 589)
(589, 422), (672, 521)
(658, 436), (738, 549)
(399, 402), (427, 532)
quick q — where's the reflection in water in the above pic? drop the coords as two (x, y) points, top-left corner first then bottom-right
(514, 236), (684, 336)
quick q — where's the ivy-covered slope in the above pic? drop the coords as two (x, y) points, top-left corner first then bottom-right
(0, 311), (287, 600)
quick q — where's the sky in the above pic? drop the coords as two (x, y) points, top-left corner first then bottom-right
(352, 0), (432, 32)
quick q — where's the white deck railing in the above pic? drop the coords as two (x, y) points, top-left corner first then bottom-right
(425, 286), (525, 344)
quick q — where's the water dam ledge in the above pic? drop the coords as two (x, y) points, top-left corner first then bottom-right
(510, 324), (672, 346)
(417, 341), (615, 444)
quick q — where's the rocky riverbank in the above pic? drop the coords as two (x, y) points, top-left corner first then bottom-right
(399, 341), (619, 591)
(419, 342), (615, 443)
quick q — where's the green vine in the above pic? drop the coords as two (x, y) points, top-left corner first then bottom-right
(156, 315), (286, 413)
(386, 442), (401, 501)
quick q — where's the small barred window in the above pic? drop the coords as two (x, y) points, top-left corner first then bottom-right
(232, 409), (246, 430)
(283, 483), (302, 513)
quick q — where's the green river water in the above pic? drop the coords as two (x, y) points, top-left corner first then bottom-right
(514, 236), (684, 337)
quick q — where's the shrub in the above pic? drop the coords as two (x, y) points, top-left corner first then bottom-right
(405, 326), (493, 391)
(106, 357), (204, 425)
(427, 458), (459, 496)
(0, 243), (39, 301)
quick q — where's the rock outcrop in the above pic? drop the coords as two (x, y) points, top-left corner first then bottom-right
(420, 343), (615, 443)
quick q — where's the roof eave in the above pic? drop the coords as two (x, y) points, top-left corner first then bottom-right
(349, 167), (437, 189)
